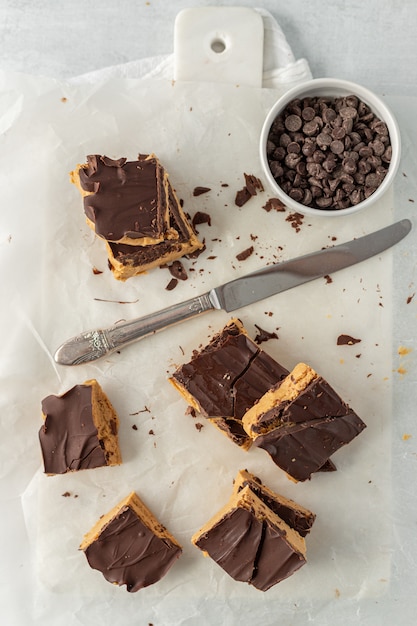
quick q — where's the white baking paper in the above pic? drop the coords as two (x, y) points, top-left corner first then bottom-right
(0, 70), (415, 626)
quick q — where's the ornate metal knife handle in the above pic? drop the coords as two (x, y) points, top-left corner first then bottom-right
(54, 293), (215, 366)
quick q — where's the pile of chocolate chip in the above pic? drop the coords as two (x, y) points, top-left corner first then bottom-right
(266, 94), (392, 211)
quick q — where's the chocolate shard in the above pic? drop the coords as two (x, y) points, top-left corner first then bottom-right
(243, 363), (366, 481)
(169, 319), (289, 449)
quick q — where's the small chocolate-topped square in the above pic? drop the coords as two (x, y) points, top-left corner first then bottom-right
(170, 319), (288, 449)
(39, 379), (121, 475)
(243, 363), (366, 481)
(80, 492), (182, 592)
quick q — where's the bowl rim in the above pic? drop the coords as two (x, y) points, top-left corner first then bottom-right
(259, 78), (401, 217)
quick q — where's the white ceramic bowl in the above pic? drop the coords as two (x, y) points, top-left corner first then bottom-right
(259, 78), (401, 217)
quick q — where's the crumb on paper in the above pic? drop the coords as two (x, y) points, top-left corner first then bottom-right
(193, 186), (211, 197)
(406, 293), (415, 304)
(169, 260), (188, 281)
(195, 422), (204, 432)
(92, 266), (103, 275)
(236, 246), (254, 261)
(337, 334), (362, 346)
(402, 433), (412, 441)
(286, 212), (304, 232)
(235, 173), (264, 207)
(262, 197), (286, 212)
(166, 278), (178, 291)
(254, 324), (278, 345)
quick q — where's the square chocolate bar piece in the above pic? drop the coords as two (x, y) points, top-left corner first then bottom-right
(170, 319), (289, 449)
(39, 379), (121, 475)
(80, 492), (182, 592)
(72, 154), (175, 245)
(243, 363), (367, 481)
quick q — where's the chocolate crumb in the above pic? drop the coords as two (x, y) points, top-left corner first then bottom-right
(166, 278), (178, 291)
(286, 212), (304, 232)
(407, 293), (415, 304)
(132, 424), (138, 430)
(244, 173), (264, 196)
(193, 186), (211, 196)
(235, 186), (251, 207)
(149, 429), (155, 436)
(192, 211), (212, 230)
(236, 246), (254, 261)
(195, 422), (204, 431)
(186, 406), (196, 417)
(324, 274), (333, 284)
(262, 197), (286, 212)
(92, 266), (103, 275)
(235, 173), (264, 206)
(337, 334), (362, 346)
(62, 491), (71, 497)
(169, 260), (188, 281)
(254, 324), (278, 344)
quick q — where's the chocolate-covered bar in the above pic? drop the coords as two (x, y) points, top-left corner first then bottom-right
(192, 470), (312, 590)
(169, 319), (289, 448)
(80, 492), (182, 592)
(243, 363), (366, 481)
(71, 154), (176, 245)
(233, 469), (316, 537)
(107, 179), (203, 280)
(39, 379), (121, 475)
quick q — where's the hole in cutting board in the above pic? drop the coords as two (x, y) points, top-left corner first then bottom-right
(210, 38), (226, 54)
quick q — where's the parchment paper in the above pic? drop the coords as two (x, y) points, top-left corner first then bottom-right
(0, 70), (408, 625)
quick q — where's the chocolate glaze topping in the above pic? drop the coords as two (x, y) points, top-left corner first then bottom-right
(108, 181), (193, 266)
(84, 506), (181, 592)
(39, 384), (106, 474)
(172, 322), (288, 446)
(254, 377), (366, 481)
(79, 155), (167, 241)
(173, 322), (288, 420)
(194, 507), (305, 591)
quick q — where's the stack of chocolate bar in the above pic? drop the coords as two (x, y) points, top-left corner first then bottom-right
(170, 319), (366, 481)
(71, 153), (203, 280)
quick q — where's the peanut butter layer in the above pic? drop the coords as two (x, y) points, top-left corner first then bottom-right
(192, 483), (307, 591)
(243, 363), (366, 482)
(233, 469), (316, 537)
(106, 179), (203, 280)
(71, 154), (177, 245)
(169, 319), (289, 449)
(39, 379), (121, 475)
(80, 492), (182, 592)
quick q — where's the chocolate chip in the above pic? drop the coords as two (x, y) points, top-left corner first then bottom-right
(285, 114), (302, 132)
(330, 140), (344, 155)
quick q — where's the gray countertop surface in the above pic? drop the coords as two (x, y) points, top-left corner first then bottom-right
(1, 0), (416, 96)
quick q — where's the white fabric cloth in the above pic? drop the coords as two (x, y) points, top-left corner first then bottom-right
(70, 9), (312, 88)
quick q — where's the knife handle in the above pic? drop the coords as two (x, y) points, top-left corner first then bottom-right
(54, 292), (214, 366)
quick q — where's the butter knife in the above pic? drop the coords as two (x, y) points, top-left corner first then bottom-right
(54, 218), (411, 366)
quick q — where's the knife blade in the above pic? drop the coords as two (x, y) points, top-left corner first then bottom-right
(54, 218), (411, 366)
